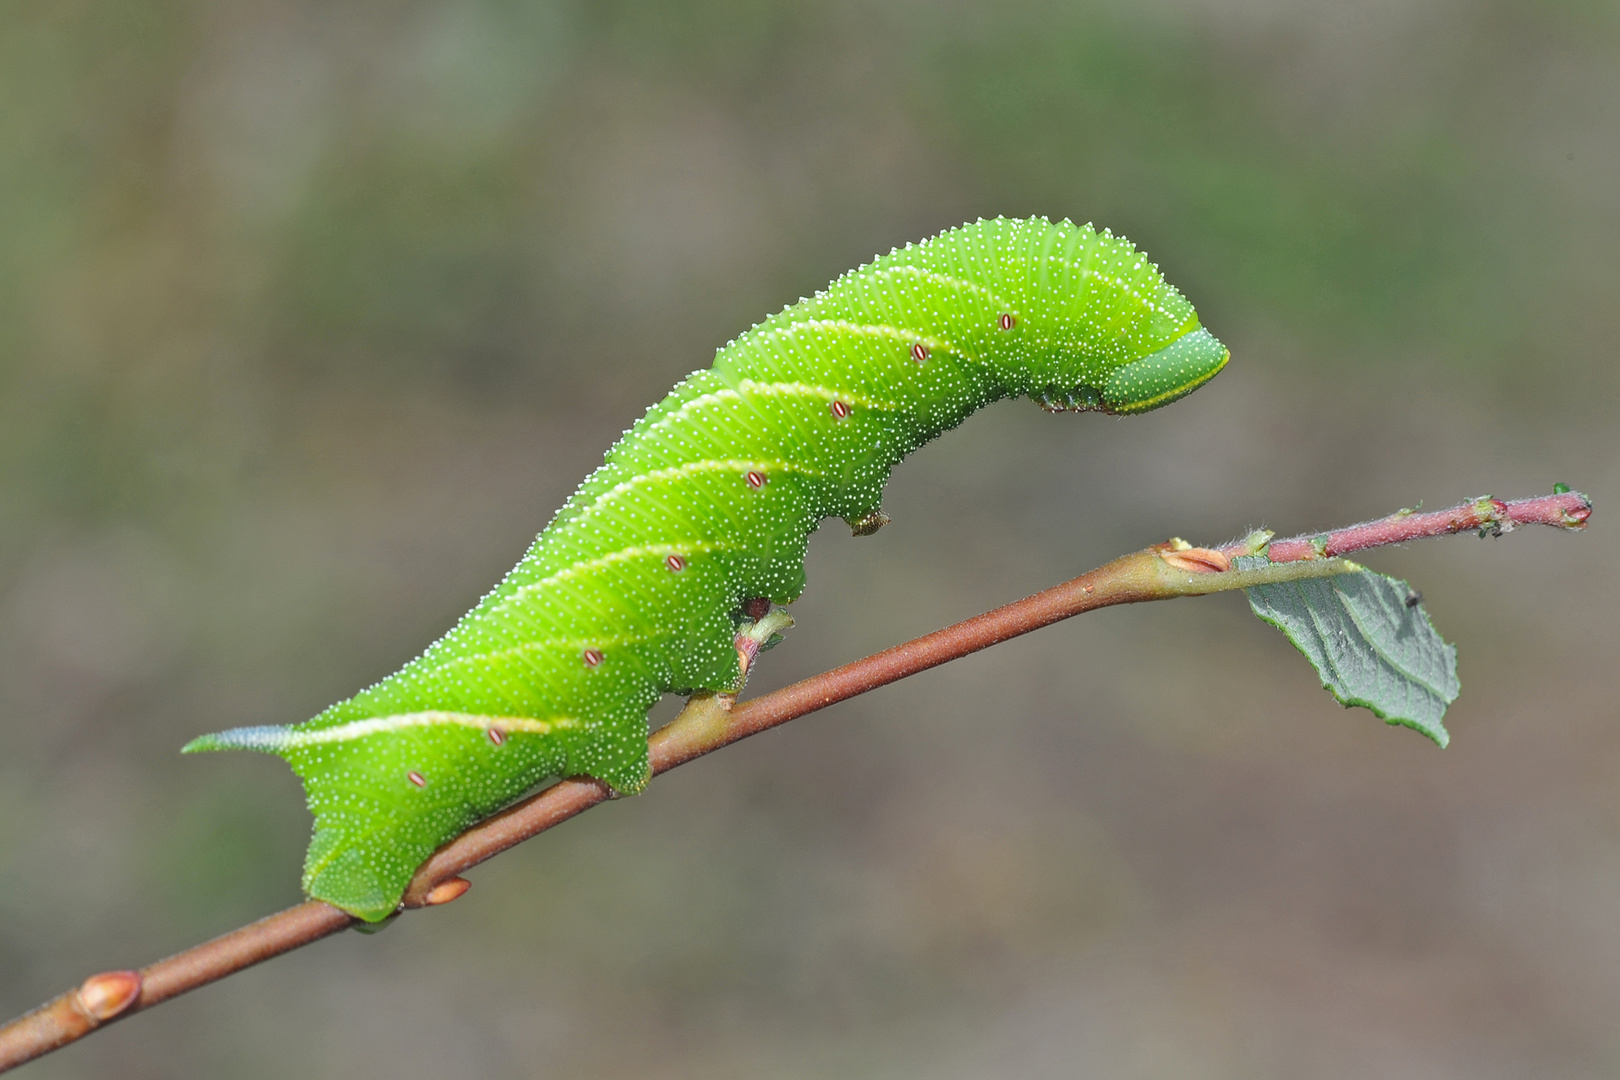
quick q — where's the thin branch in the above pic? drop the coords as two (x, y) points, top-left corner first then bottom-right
(0, 489), (1590, 1073)
(1224, 490), (1590, 562)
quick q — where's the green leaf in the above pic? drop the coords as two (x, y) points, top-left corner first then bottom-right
(1233, 556), (1459, 746)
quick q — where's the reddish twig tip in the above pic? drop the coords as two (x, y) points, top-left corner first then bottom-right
(1225, 490), (1591, 563)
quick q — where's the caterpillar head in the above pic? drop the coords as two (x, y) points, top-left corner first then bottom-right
(1100, 327), (1229, 415)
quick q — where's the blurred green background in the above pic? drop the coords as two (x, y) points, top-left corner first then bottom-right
(2, 0), (1617, 1075)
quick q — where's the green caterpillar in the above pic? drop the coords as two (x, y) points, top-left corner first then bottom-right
(185, 216), (1229, 922)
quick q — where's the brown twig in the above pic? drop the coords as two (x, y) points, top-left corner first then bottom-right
(0, 489), (1590, 1073)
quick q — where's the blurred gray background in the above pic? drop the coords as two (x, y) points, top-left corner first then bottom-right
(2, 0), (1617, 1076)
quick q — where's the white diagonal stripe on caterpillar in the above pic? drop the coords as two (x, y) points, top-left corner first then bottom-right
(416, 629), (671, 683)
(636, 379), (903, 443)
(568, 457), (826, 526)
(757, 319), (982, 365)
(497, 539), (748, 614)
(205, 712), (581, 751)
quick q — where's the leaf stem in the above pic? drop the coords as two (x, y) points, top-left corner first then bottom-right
(0, 488), (1590, 1073)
